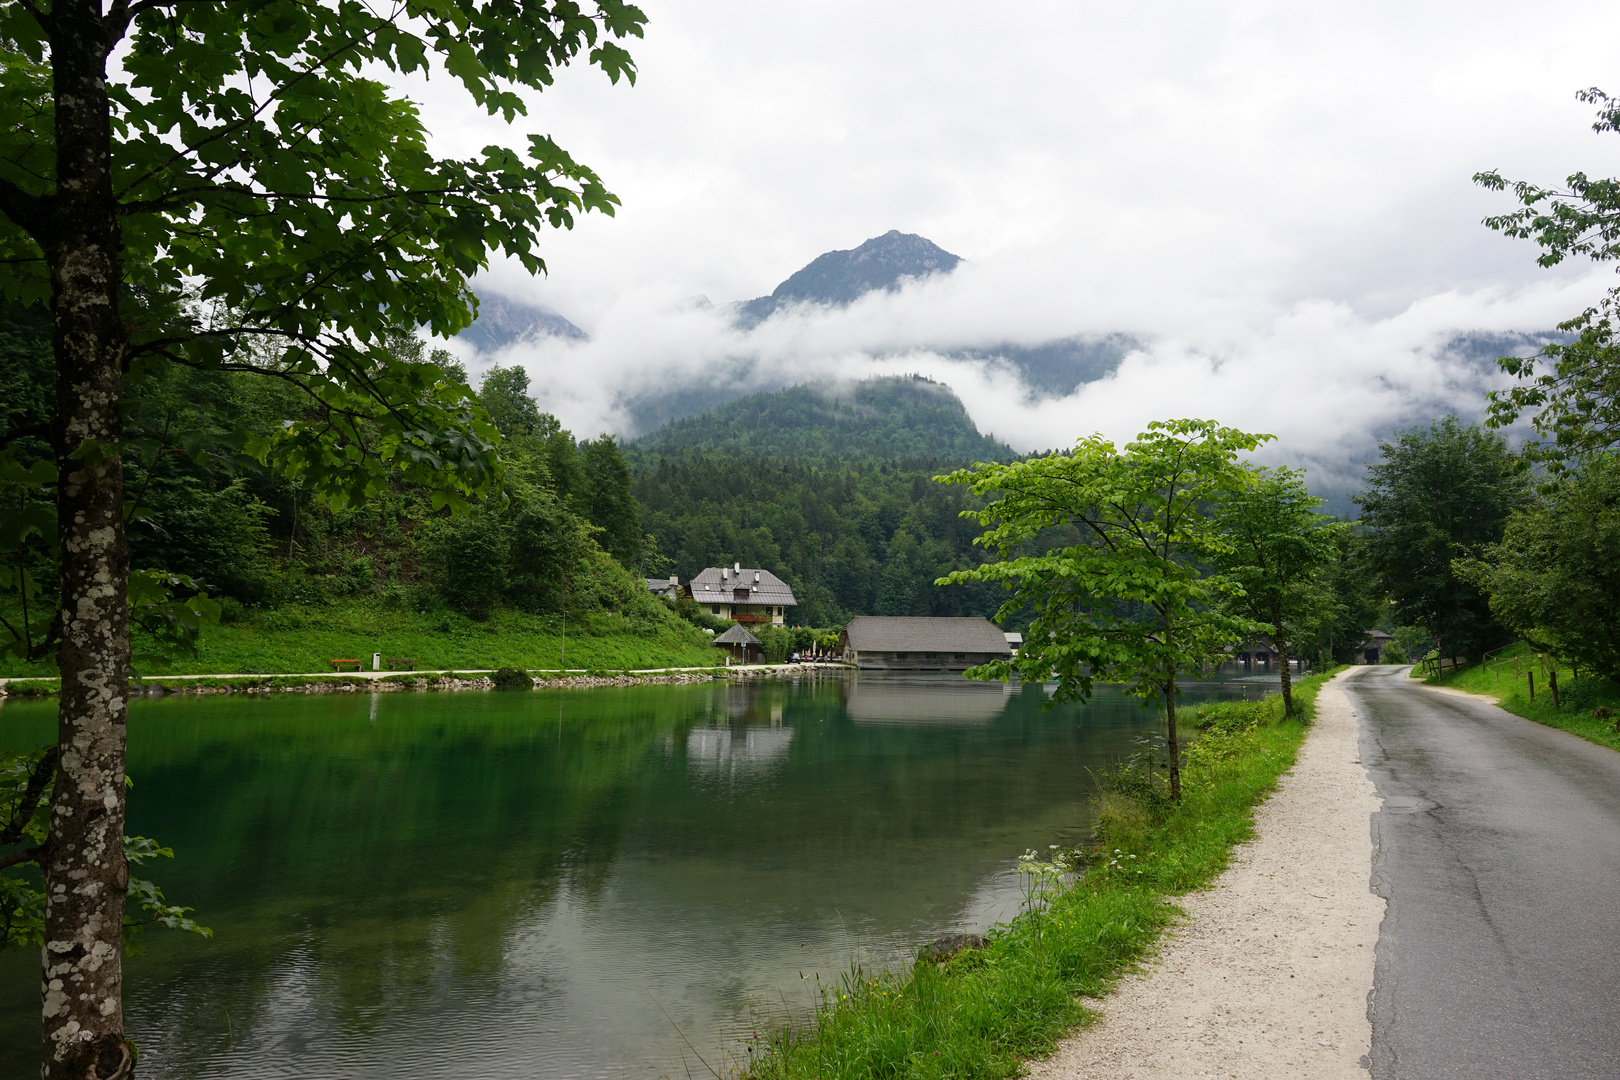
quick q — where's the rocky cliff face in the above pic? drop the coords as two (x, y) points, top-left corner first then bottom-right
(458, 293), (587, 352)
(735, 230), (962, 326)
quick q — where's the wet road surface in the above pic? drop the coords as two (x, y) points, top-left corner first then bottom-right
(1345, 665), (1620, 1079)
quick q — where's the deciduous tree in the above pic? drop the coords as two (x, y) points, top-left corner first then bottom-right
(1477, 88), (1620, 470)
(938, 419), (1269, 801)
(0, 0), (644, 1073)
(1455, 454), (1620, 679)
(1210, 467), (1343, 714)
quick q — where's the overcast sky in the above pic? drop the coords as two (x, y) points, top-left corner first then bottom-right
(407, 0), (1620, 479)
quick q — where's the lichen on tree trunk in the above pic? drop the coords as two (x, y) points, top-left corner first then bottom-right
(39, 2), (135, 1076)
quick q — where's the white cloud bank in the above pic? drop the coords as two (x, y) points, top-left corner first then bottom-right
(452, 263), (1608, 492)
(404, 0), (1620, 483)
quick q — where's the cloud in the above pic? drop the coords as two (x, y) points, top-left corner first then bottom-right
(448, 260), (1609, 495)
(413, 0), (1620, 486)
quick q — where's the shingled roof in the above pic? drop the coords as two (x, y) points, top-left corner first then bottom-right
(688, 565), (797, 607)
(713, 624), (761, 646)
(842, 616), (1011, 654)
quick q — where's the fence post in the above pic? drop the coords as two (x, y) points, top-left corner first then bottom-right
(1528, 671), (1535, 701)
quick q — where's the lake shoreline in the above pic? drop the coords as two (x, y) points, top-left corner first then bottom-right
(0, 662), (852, 698)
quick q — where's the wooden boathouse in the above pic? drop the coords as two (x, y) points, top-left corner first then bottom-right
(838, 616), (1012, 672)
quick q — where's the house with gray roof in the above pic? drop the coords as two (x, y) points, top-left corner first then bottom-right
(838, 616), (1012, 671)
(687, 563), (796, 626)
(644, 575), (681, 600)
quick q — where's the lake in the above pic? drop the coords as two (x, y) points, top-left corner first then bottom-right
(0, 671), (1274, 1079)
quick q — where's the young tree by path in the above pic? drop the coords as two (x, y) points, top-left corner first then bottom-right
(0, 2), (645, 1075)
(1356, 418), (1529, 663)
(937, 419), (1270, 801)
(1211, 467), (1343, 715)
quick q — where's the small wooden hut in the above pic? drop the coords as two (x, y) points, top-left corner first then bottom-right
(714, 623), (763, 664)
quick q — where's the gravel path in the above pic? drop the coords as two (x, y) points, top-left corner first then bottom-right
(1028, 672), (1382, 1080)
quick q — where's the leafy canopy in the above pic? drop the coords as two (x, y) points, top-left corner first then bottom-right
(1209, 466), (1343, 711)
(0, 0), (646, 511)
(937, 419), (1271, 704)
(1455, 454), (1620, 679)
(1477, 88), (1620, 470)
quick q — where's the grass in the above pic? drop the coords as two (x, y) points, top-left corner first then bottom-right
(1423, 643), (1620, 753)
(0, 600), (725, 679)
(746, 667), (1344, 1080)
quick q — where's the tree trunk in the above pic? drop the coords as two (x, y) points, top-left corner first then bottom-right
(1162, 617), (1180, 801)
(41, 3), (135, 1077)
(1278, 641), (1293, 716)
(1164, 680), (1181, 801)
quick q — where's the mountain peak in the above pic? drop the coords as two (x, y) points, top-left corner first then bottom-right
(458, 293), (587, 352)
(737, 231), (961, 327)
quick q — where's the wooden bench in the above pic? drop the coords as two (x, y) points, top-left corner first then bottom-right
(330, 659), (364, 672)
(384, 658), (414, 671)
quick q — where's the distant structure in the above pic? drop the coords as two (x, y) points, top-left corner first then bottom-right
(1360, 630), (1394, 664)
(687, 564), (796, 626)
(645, 575), (681, 600)
(713, 623), (763, 664)
(839, 616), (1012, 671)
(1226, 636), (1312, 673)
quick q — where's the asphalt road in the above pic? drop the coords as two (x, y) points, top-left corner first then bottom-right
(1345, 665), (1620, 1079)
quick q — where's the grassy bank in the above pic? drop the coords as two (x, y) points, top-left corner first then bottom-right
(0, 601), (724, 678)
(748, 668), (1343, 1080)
(1423, 645), (1620, 753)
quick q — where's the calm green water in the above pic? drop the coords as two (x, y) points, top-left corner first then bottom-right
(0, 672), (1272, 1079)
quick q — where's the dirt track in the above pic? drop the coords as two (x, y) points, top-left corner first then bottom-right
(1027, 672), (1381, 1079)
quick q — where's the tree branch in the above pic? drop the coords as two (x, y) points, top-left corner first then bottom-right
(1, 747), (59, 845)
(1, 420), (53, 448)
(0, 174), (45, 236)
(0, 845), (45, 871)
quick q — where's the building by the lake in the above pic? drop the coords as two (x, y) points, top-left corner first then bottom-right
(713, 623), (764, 664)
(839, 616), (1012, 671)
(687, 564), (796, 626)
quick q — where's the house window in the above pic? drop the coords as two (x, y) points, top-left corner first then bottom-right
(711, 606), (720, 615)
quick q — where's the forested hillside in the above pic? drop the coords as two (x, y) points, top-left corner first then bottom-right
(0, 301), (709, 670)
(632, 375), (1013, 461)
(5, 303), (1057, 644)
(628, 376), (1045, 627)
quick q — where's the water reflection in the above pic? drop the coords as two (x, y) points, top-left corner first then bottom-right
(683, 725), (796, 778)
(0, 673), (1273, 1080)
(843, 673), (1017, 726)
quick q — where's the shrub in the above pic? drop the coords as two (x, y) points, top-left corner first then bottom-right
(490, 666), (533, 691)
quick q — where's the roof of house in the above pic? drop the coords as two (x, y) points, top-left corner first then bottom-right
(645, 578), (679, 597)
(688, 566), (797, 607)
(714, 624), (762, 646)
(841, 616), (1012, 655)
